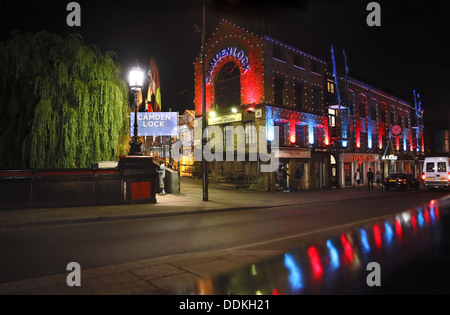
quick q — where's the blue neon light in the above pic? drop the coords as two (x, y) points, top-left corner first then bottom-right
(359, 228), (370, 253)
(417, 211), (425, 227)
(284, 253), (303, 291)
(384, 222), (393, 244)
(326, 240), (340, 270)
(430, 207), (436, 223)
(403, 133), (407, 151)
(266, 106), (275, 141)
(308, 124), (314, 144)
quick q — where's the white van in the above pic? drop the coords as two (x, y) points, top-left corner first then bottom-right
(422, 157), (450, 189)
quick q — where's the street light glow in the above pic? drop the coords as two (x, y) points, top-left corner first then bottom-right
(128, 67), (144, 90)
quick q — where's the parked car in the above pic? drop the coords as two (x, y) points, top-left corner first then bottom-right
(383, 173), (420, 191)
(422, 157), (450, 190)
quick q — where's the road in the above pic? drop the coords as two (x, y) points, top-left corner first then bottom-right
(0, 189), (447, 284)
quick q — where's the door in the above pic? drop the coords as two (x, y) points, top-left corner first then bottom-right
(330, 155), (337, 188)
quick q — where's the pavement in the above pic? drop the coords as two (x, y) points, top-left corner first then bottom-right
(0, 178), (411, 295)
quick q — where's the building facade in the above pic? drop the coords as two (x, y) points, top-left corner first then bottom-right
(327, 76), (425, 188)
(192, 20), (424, 191)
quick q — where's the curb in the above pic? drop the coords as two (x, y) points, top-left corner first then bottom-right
(0, 191), (401, 230)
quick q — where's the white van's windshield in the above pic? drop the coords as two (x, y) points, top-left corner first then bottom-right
(426, 162), (435, 172)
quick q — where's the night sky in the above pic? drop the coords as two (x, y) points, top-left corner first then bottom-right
(1, 0), (449, 129)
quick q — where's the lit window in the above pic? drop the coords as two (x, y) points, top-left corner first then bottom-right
(327, 80), (335, 94)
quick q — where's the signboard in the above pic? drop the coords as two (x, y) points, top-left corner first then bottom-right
(278, 148), (311, 159)
(381, 155), (398, 161)
(130, 112), (177, 136)
(178, 125), (193, 145)
(207, 46), (250, 82)
(208, 113), (242, 125)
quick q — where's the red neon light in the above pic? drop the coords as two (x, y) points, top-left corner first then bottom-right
(307, 246), (323, 279)
(290, 134), (296, 144)
(373, 224), (382, 248)
(395, 219), (402, 237)
(272, 288), (283, 295)
(340, 234), (353, 263)
(411, 211), (417, 230)
(290, 120), (296, 144)
(424, 208), (430, 224)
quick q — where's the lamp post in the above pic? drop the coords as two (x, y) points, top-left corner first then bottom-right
(128, 66), (144, 156)
(201, 0), (208, 201)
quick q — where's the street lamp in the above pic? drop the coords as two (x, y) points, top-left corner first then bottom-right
(201, 0), (208, 201)
(128, 66), (144, 155)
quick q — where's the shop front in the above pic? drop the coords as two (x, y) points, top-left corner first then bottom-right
(338, 153), (381, 188)
(337, 152), (423, 188)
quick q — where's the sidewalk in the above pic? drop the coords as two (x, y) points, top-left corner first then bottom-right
(0, 177), (389, 230)
(0, 178), (392, 295)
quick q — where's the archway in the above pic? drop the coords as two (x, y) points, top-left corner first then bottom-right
(215, 62), (241, 110)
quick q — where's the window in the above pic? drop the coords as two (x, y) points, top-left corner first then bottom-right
(348, 99), (355, 116)
(296, 125), (307, 146)
(328, 108), (337, 127)
(389, 112), (395, 125)
(273, 46), (284, 61)
(327, 79), (335, 94)
(314, 126), (325, 146)
(275, 121), (288, 146)
(358, 102), (366, 118)
(438, 162), (447, 172)
(311, 88), (321, 111)
(404, 117), (409, 128)
(294, 82), (304, 109)
(215, 62), (240, 109)
(426, 162), (435, 172)
(311, 62), (321, 75)
(274, 76), (284, 105)
(397, 115), (402, 126)
(293, 54), (304, 68)
(224, 125), (233, 147)
(380, 109), (386, 123)
(370, 106), (377, 120)
(245, 122), (256, 146)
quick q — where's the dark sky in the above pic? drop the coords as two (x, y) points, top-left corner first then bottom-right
(1, 0), (449, 128)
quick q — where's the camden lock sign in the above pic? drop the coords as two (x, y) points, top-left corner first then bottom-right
(206, 46), (250, 82)
(130, 112), (177, 137)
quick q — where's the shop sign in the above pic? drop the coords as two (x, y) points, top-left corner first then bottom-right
(279, 149), (311, 159)
(130, 112), (177, 136)
(178, 125), (193, 145)
(208, 113), (242, 125)
(381, 154), (398, 161)
(206, 46), (250, 82)
(353, 154), (378, 162)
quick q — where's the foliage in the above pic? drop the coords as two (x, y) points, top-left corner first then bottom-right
(0, 31), (130, 169)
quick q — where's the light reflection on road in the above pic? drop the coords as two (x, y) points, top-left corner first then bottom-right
(183, 196), (449, 295)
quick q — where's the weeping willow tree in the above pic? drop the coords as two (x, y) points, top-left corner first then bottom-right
(0, 31), (130, 169)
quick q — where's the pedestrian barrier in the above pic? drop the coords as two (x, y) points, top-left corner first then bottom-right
(0, 157), (160, 210)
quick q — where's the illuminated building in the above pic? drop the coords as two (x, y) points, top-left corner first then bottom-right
(192, 20), (424, 190)
(328, 75), (425, 188)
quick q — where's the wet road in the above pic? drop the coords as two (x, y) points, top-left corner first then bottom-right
(0, 189), (447, 284)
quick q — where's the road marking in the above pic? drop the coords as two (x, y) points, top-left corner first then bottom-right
(229, 212), (399, 250)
